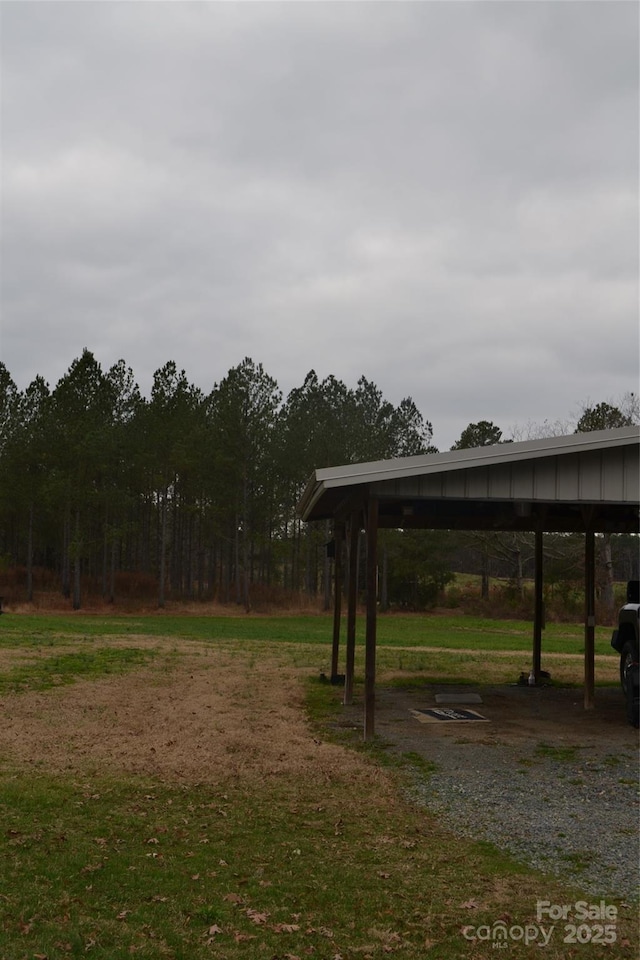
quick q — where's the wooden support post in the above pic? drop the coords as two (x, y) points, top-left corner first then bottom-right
(344, 516), (359, 706)
(330, 523), (344, 681)
(584, 529), (596, 710)
(532, 525), (544, 681)
(364, 497), (378, 741)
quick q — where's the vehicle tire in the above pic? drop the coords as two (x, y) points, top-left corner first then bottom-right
(620, 640), (639, 728)
(620, 641), (637, 693)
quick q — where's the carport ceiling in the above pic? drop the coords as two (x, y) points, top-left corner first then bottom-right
(298, 426), (640, 533)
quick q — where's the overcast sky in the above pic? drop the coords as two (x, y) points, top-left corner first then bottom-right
(1, 0), (638, 450)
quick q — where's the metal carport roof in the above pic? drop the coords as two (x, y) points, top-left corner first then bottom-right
(299, 426), (640, 532)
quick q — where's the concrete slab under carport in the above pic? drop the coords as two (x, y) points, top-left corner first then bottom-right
(343, 682), (638, 750)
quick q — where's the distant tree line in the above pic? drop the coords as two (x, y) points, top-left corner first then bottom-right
(0, 351), (435, 610)
(0, 351), (636, 613)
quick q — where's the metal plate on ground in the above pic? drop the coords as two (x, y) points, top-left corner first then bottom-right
(435, 693), (483, 705)
(410, 707), (488, 723)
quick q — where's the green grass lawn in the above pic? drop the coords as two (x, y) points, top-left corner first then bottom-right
(0, 610), (619, 692)
(0, 610), (616, 655)
(8, 766), (620, 960)
(0, 612), (634, 959)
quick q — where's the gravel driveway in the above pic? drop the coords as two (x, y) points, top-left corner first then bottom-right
(341, 683), (639, 901)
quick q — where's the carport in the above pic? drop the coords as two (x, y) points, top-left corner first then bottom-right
(297, 426), (640, 739)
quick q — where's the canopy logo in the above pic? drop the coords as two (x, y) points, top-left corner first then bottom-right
(461, 922), (554, 947)
(461, 901), (618, 948)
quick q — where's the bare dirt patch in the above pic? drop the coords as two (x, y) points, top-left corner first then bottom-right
(0, 642), (382, 790)
(365, 680), (636, 752)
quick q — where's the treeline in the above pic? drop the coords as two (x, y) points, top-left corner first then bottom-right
(0, 351), (637, 614)
(0, 351), (436, 609)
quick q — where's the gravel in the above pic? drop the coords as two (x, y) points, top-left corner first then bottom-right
(406, 738), (639, 901)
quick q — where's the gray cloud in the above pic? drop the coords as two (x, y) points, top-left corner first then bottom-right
(1, 0), (637, 450)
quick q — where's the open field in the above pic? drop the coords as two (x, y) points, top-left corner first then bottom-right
(0, 612), (637, 959)
(0, 610), (619, 654)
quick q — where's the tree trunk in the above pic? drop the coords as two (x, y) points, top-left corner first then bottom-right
(600, 533), (615, 614)
(72, 506), (81, 610)
(323, 520), (331, 611)
(513, 536), (524, 599)
(234, 513), (242, 605)
(481, 548), (489, 600)
(158, 486), (168, 608)
(62, 505), (71, 598)
(102, 509), (109, 600)
(242, 474), (250, 612)
(380, 539), (389, 613)
(26, 501), (34, 602)
(109, 537), (116, 603)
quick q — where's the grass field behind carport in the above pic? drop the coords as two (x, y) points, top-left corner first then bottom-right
(0, 610), (619, 655)
(0, 612), (634, 959)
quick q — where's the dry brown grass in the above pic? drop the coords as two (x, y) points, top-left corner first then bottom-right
(0, 641), (386, 791)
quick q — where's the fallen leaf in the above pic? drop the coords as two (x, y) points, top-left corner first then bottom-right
(207, 924), (223, 936)
(460, 899), (479, 909)
(223, 892), (244, 905)
(272, 922), (301, 933)
(246, 908), (269, 924)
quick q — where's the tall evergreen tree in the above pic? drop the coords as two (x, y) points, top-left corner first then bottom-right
(210, 359), (281, 610)
(451, 420), (504, 450)
(50, 350), (116, 608)
(141, 362), (205, 607)
(12, 377), (52, 599)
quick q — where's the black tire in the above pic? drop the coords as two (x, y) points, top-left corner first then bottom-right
(620, 641), (637, 694)
(620, 640), (639, 728)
